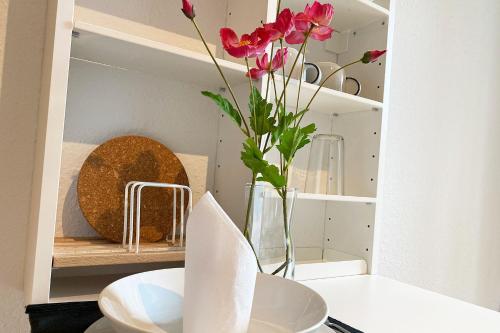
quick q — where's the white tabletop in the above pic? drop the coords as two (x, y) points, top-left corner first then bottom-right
(85, 318), (334, 333)
(302, 275), (500, 333)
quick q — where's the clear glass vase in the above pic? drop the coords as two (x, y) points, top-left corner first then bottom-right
(244, 183), (297, 279)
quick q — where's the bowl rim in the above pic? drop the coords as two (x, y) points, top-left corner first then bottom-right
(254, 273), (328, 333)
(98, 269), (328, 333)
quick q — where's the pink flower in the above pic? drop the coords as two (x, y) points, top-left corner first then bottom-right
(181, 0), (195, 19)
(220, 28), (271, 58)
(258, 9), (295, 42)
(306, 1), (334, 26)
(361, 50), (387, 63)
(247, 48), (288, 80)
(286, 1), (334, 44)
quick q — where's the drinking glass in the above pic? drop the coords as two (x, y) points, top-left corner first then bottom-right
(305, 134), (344, 195)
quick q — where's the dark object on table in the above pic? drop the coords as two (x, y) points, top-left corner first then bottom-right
(78, 135), (189, 243)
(26, 301), (102, 333)
(325, 316), (364, 333)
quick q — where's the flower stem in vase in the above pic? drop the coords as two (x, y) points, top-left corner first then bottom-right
(282, 189), (290, 278)
(244, 176), (264, 273)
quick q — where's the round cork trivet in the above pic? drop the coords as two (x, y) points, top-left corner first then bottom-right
(77, 136), (189, 243)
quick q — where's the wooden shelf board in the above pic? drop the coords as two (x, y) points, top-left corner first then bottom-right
(53, 237), (185, 268)
(297, 192), (376, 204)
(287, 0), (389, 32)
(271, 76), (383, 115)
(71, 21), (247, 89)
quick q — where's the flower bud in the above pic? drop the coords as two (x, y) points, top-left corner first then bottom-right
(181, 0), (195, 19)
(362, 50), (387, 64)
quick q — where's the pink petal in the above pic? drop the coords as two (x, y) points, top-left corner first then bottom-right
(256, 53), (269, 70)
(293, 12), (312, 32)
(258, 25), (281, 42)
(248, 31), (260, 44)
(370, 50), (387, 62)
(251, 33), (271, 57)
(246, 68), (266, 80)
(226, 45), (251, 58)
(275, 8), (295, 37)
(181, 0), (195, 19)
(308, 1), (334, 26)
(285, 30), (306, 44)
(220, 28), (240, 49)
(362, 50), (387, 63)
(310, 25), (333, 41)
(271, 48), (288, 71)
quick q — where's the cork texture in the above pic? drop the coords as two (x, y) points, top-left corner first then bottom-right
(77, 136), (189, 243)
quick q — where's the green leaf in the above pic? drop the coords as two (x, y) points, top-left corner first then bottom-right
(202, 91), (242, 128)
(241, 138), (267, 175)
(293, 108), (309, 121)
(248, 87), (275, 135)
(271, 105), (293, 146)
(296, 123), (316, 151)
(301, 123), (316, 135)
(276, 127), (299, 162)
(277, 123), (317, 164)
(241, 137), (286, 188)
(257, 165), (286, 189)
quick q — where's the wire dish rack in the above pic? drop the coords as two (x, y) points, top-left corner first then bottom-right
(123, 181), (192, 254)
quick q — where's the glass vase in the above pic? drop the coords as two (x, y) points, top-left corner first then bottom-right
(244, 183), (297, 279)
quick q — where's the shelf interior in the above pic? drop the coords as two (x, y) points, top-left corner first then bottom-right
(262, 248), (367, 281)
(71, 23), (247, 90)
(271, 76), (383, 115)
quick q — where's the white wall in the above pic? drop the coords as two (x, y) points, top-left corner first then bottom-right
(0, 0), (48, 331)
(374, 0), (500, 310)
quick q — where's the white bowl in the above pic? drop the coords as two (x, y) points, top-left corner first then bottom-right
(99, 268), (327, 333)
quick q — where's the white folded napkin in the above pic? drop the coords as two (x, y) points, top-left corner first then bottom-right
(183, 192), (257, 333)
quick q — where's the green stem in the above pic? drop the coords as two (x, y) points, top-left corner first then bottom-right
(245, 57), (259, 144)
(265, 72), (271, 101)
(271, 72), (279, 106)
(294, 38), (308, 125)
(243, 176), (256, 238)
(265, 44), (276, 101)
(244, 175), (264, 273)
(274, 28), (313, 110)
(191, 19), (251, 136)
(281, 187), (293, 278)
(261, 72), (279, 153)
(280, 39), (286, 121)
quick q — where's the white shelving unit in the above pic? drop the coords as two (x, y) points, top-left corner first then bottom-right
(24, 0), (392, 305)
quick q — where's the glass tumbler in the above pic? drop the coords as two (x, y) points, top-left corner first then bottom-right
(305, 134), (344, 195)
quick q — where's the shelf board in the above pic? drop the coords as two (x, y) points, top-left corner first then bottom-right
(71, 21), (247, 89)
(287, 0), (389, 32)
(297, 193), (376, 204)
(53, 237), (185, 268)
(262, 249), (367, 281)
(271, 76), (383, 115)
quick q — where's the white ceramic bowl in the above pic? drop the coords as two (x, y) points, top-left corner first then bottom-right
(99, 268), (327, 333)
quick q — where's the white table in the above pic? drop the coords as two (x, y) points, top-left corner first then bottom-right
(302, 275), (500, 333)
(86, 270), (500, 333)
